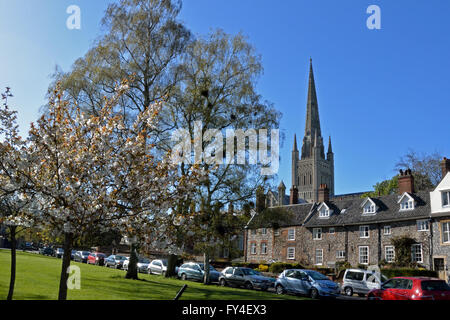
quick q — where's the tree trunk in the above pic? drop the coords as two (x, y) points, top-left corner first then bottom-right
(165, 254), (178, 278)
(203, 252), (210, 285)
(7, 226), (17, 300)
(58, 232), (73, 300)
(125, 243), (138, 280)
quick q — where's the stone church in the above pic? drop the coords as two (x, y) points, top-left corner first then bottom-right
(267, 59), (335, 206)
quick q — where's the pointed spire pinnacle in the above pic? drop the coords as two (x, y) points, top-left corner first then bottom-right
(328, 136), (333, 153)
(305, 58), (321, 139)
(314, 129), (318, 148)
(278, 180), (286, 189)
(293, 134), (298, 151)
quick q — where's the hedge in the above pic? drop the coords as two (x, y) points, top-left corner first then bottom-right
(268, 262), (304, 274)
(381, 268), (438, 279)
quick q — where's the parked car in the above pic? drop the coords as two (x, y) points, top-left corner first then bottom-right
(54, 248), (64, 258)
(275, 269), (341, 299)
(178, 262), (221, 283)
(74, 251), (91, 263)
(87, 252), (106, 266)
(70, 250), (77, 260)
(39, 247), (54, 256)
(104, 255), (128, 269)
(342, 268), (388, 297)
(123, 257), (151, 273)
(148, 259), (169, 275)
(219, 267), (275, 291)
(367, 277), (450, 300)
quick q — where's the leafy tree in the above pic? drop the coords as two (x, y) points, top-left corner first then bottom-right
(391, 235), (417, 268)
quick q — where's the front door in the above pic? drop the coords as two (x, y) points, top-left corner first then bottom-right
(434, 258), (446, 281)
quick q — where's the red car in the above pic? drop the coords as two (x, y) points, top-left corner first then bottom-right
(87, 252), (106, 266)
(367, 277), (450, 300)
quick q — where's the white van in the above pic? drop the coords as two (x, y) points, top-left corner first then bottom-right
(342, 268), (388, 297)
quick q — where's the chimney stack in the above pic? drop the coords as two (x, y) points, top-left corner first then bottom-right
(290, 186), (298, 205)
(398, 169), (415, 194)
(441, 157), (450, 179)
(318, 184), (330, 203)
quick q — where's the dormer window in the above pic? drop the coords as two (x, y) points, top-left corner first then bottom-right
(361, 198), (377, 215)
(318, 203), (332, 218)
(398, 193), (415, 211)
(442, 191), (450, 207)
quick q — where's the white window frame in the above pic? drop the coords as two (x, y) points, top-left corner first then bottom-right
(329, 227), (335, 235)
(385, 246), (395, 263)
(287, 247), (295, 260)
(250, 243), (257, 255)
(336, 250), (345, 259)
(261, 228), (267, 235)
(442, 191), (450, 207)
(443, 222), (450, 244)
(400, 199), (414, 211)
(411, 244), (423, 263)
(315, 249), (323, 265)
(261, 242), (267, 255)
(383, 225), (391, 235)
(359, 225), (370, 238)
(359, 246), (369, 265)
(251, 229), (256, 235)
(417, 219), (430, 232)
(313, 228), (322, 240)
(319, 206), (330, 218)
(288, 228), (295, 241)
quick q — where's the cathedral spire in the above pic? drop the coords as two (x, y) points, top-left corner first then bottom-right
(328, 136), (333, 153)
(304, 59), (322, 139)
(293, 134), (298, 151)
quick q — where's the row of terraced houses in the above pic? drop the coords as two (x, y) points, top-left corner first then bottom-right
(244, 61), (450, 281)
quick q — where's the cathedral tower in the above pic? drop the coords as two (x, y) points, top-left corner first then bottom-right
(291, 60), (334, 203)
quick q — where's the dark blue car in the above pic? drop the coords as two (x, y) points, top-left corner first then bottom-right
(178, 262), (221, 283)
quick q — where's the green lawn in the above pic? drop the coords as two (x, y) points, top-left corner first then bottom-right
(0, 250), (307, 300)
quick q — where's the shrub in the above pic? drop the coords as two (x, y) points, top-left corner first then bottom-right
(257, 264), (269, 272)
(268, 262), (304, 274)
(335, 261), (352, 272)
(381, 268), (437, 279)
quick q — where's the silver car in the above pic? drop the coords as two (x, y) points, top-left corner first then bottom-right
(275, 269), (340, 299)
(342, 268), (388, 297)
(124, 257), (151, 273)
(148, 259), (168, 275)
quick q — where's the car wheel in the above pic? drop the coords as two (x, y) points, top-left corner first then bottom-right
(276, 285), (285, 295)
(219, 278), (227, 287)
(244, 282), (253, 290)
(181, 273), (187, 281)
(344, 287), (353, 296)
(310, 288), (319, 299)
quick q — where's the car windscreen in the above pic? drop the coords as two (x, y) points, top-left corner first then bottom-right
(199, 264), (216, 271)
(116, 256), (126, 260)
(421, 281), (450, 291)
(306, 271), (329, 281)
(82, 251), (90, 255)
(242, 268), (260, 276)
(139, 259), (150, 263)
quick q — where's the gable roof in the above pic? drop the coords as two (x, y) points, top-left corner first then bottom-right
(246, 203), (315, 229)
(303, 191), (430, 228)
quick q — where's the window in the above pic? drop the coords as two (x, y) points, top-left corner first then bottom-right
(261, 242), (267, 255)
(443, 222), (450, 244)
(385, 246), (395, 263)
(274, 229), (280, 236)
(359, 226), (370, 238)
(319, 206), (330, 218)
(261, 228), (267, 235)
(251, 229), (256, 235)
(225, 267), (233, 275)
(288, 228), (295, 241)
(287, 247), (295, 260)
(359, 246), (369, 265)
(363, 202), (376, 214)
(417, 219), (430, 232)
(313, 228), (322, 240)
(411, 244), (423, 263)
(250, 243), (257, 255)
(329, 227), (335, 234)
(315, 249), (323, 265)
(442, 191), (450, 207)
(400, 199), (414, 211)
(336, 250), (345, 259)
(384, 225), (391, 235)
(345, 271), (364, 281)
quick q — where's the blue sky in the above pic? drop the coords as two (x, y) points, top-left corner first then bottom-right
(0, 1), (449, 195)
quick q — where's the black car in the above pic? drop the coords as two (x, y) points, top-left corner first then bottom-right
(104, 255), (128, 269)
(39, 247), (55, 256)
(74, 250), (91, 263)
